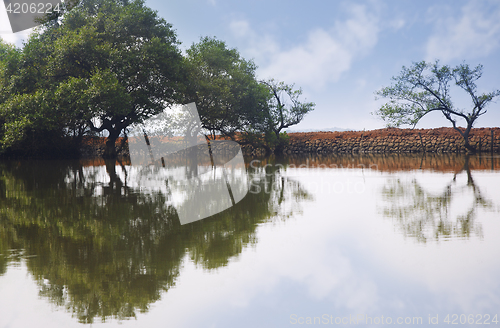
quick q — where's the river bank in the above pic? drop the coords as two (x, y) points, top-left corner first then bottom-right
(242, 127), (500, 156)
(76, 127), (500, 158)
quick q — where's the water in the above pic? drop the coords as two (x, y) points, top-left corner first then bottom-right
(0, 154), (499, 327)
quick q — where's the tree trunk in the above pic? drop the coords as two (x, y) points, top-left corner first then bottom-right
(273, 130), (287, 155)
(462, 127), (476, 153)
(104, 158), (124, 195)
(263, 144), (273, 156)
(453, 124), (476, 153)
(273, 143), (285, 155)
(463, 138), (476, 153)
(103, 129), (120, 158)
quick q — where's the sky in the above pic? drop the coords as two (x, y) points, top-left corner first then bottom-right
(1, 0), (500, 131)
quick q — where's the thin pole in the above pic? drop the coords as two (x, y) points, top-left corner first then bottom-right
(491, 129), (494, 155)
(418, 132), (424, 152)
(492, 129), (495, 171)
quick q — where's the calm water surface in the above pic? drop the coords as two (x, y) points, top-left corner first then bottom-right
(0, 154), (499, 327)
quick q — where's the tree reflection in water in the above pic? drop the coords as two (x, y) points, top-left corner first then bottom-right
(380, 156), (494, 243)
(0, 158), (310, 323)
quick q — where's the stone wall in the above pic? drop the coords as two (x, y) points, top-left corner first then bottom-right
(80, 128), (500, 158)
(244, 128), (500, 156)
(284, 134), (499, 154)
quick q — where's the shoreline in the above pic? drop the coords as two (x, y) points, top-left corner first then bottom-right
(243, 127), (500, 156)
(1, 127), (499, 160)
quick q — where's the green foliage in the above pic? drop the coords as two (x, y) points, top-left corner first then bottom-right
(374, 61), (500, 151)
(1, 4), (315, 157)
(182, 37), (269, 140)
(260, 130), (288, 152)
(259, 79), (315, 153)
(0, 0), (184, 157)
(0, 40), (21, 101)
(0, 40), (21, 149)
(263, 80), (315, 131)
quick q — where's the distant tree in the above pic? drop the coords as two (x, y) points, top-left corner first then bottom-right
(259, 79), (315, 154)
(182, 37), (269, 140)
(374, 61), (500, 152)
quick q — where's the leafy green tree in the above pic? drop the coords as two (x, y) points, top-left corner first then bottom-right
(0, 39), (21, 96)
(182, 37), (269, 140)
(1, 35), (81, 155)
(259, 79), (315, 154)
(0, 0), (184, 158)
(0, 39), (21, 152)
(374, 61), (500, 152)
(1, 28), (94, 156)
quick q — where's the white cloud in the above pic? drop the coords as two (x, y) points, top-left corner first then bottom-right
(426, 0), (500, 61)
(388, 18), (405, 30)
(0, 5), (33, 47)
(229, 19), (279, 61)
(0, 30), (32, 47)
(230, 4), (380, 89)
(0, 6), (14, 35)
(229, 19), (250, 39)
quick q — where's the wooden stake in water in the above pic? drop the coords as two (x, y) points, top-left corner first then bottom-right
(418, 132), (424, 152)
(492, 129), (495, 171)
(492, 129), (495, 155)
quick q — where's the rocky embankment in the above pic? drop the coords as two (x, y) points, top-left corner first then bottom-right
(244, 127), (500, 156)
(80, 127), (500, 158)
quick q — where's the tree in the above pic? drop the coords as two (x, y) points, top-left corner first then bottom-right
(0, 40), (21, 150)
(0, 38), (80, 156)
(374, 61), (500, 152)
(182, 37), (269, 140)
(0, 0), (184, 158)
(259, 79), (315, 154)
